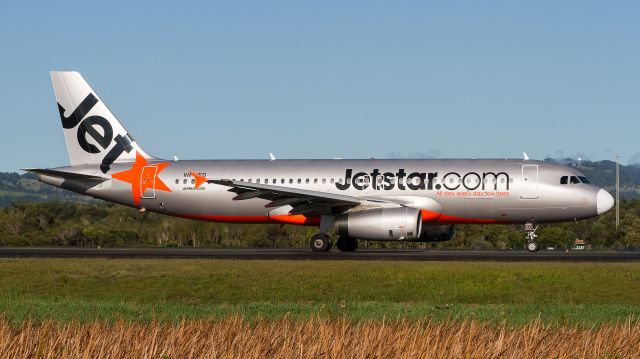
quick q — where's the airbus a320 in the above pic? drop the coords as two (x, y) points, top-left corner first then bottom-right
(26, 71), (615, 252)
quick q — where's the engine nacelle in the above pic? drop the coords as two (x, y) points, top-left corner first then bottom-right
(335, 207), (422, 240)
(416, 224), (455, 242)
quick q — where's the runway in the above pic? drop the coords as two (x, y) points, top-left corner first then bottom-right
(0, 247), (639, 262)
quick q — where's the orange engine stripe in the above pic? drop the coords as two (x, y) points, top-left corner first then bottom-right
(178, 213), (320, 226)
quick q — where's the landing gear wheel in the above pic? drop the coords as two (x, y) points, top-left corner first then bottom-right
(524, 222), (540, 253)
(310, 234), (332, 252)
(336, 236), (358, 252)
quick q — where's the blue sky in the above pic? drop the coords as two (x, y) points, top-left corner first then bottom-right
(1, 1), (639, 171)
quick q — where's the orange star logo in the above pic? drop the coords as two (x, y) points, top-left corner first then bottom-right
(190, 171), (208, 188)
(111, 152), (172, 206)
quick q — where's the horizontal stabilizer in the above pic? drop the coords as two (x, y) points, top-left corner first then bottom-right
(22, 168), (109, 182)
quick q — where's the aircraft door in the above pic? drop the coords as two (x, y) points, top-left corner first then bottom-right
(141, 166), (157, 199)
(520, 165), (539, 199)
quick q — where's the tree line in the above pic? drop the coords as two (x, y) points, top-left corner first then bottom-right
(1, 200), (638, 250)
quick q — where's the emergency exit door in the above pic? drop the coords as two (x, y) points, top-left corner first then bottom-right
(520, 165), (539, 199)
(141, 166), (157, 199)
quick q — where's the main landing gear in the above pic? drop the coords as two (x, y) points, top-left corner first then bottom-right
(309, 234), (359, 252)
(310, 215), (337, 252)
(310, 234), (332, 252)
(524, 222), (539, 252)
(336, 236), (358, 252)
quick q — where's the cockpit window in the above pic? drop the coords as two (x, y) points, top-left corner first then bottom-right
(578, 176), (591, 184)
(561, 175), (591, 185)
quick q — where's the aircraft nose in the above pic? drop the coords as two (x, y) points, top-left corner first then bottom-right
(596, 189), (614, 215)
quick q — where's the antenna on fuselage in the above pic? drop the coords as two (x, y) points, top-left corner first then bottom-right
(269, 152), (276, 161)
(523, 152), (530, 161)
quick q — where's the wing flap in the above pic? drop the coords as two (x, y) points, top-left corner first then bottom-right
(209, 179), (362, 215)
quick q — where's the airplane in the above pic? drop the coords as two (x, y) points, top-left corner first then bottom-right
(25, 71), (615, 253)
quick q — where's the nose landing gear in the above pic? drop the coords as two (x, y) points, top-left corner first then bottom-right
(524, 222), (539, 252)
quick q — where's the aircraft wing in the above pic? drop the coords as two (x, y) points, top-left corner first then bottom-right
(208, 179), (363, 215)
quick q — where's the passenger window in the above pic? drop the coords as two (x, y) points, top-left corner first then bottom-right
(570, 176), (580, 184)
(322, 178), (326, 184)
(560, 176), (568, 185)
(175, 179), (179, 184)
(191, 179), (195, 184)
(306, 178), (310, 184)
(331, 178), (335, 184)
(289, 179), (293, 184)
(314, 179), (318, 184)
(273, 179), (276, 184)
(297, 178), (301, 184)
(183, 179), (187, 184)
(256, 179), (260, 183)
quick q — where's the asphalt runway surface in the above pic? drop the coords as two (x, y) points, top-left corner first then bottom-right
(0, 247), (639, 262)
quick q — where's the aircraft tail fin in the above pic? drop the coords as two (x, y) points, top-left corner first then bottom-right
(50, 71), (155, 173)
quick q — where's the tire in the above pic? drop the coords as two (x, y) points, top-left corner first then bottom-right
(526, 241), (539, 252)
(310, 234), (332, 252)
(336, 236), (358, 252)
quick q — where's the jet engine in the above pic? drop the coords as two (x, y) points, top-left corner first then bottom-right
(335, 207), (422, 240)
(416, 224), (455, 242)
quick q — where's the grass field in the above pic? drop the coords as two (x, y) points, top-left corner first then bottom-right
(0, 259), (638, 326)
(2, 317), (639, 358)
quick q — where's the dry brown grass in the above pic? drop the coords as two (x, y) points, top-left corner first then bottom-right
(0, 317), (638, 359)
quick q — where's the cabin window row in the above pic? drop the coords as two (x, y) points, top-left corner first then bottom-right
(173, 176), (515, 186)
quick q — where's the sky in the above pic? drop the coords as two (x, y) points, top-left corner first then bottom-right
(1, 1), (639, 171)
